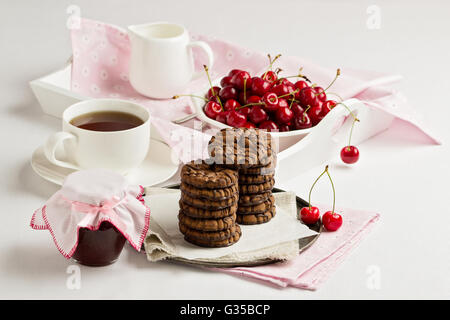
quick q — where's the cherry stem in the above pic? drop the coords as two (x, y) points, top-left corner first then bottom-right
(278, 89), (299, 99)
(336, 102), (360, 122)
(325, 166), (336, 214)
(326, 92), (344, 102)
(263, 54), (281, 79)
(243, 78), (247, 103)
(172, 94), (208, 102)
(203, 65), (223, 109)
(236, 102), (264, 110)
(308, 166), (328, 210)
(323, 68), (341, 93)
(348, 118), (357, 146)
(278, 74), (311, 83)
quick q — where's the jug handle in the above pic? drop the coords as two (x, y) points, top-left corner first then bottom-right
(188, 41), (214, 80)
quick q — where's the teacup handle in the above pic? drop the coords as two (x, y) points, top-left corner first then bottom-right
(44, 131), (79, 170)
(188, 41), (214, 80)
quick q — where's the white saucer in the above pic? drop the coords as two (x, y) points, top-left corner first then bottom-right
(31, 139), (179, 186)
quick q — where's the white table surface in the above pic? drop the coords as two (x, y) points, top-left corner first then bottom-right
(1, 0), (449, 299)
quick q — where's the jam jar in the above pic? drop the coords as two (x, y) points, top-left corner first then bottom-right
(72, 221), (126, 266)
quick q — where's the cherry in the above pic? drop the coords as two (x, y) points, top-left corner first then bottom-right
(251, 77), (271, 96)
(321, 100), (337, 116)
(300, 206), (320, 225)
(215, 111), (229, 124)
(243, 122), (256, 129)
(220, 76), (233, 88)
(247, 95), (262, 104)
(294, 80), (309, 99)
(293, 111), (312, 130)
(238, 106), (251, 117)
(223, 99), (240, 111)
(219, 86), (238, 101)
(204, 101), (222, 119)
(277, 98), (289, 109)
(206, 86), (221, 100)
(278, 78), (294, 87)
(275, 106), (294, 124)
(226, 110), (247, 127)
(231, 71), (252, 90)
(238, 91), (249, 105)
(279, 124), (291, 132)
(313, 86), (327, 102)
(259, 120), (279, 132)
(209, 95), (221, 104)
(340, 146), (359, 164)
(262, 70), (278, 83)
(203, 65), (223, 109)
(228, 69), (242, 77)
(262, 92), (278, 112)
(298, 87), (318, 107)
(290, 102), (304, 116)
(322, 211), (343, 231)
(272, 84), (294, 97)
(308, 105), (323, 126)
(249, 105), (268, 124)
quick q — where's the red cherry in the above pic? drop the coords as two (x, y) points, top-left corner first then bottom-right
(243, 122), (256, 129)
(220, 76), (233, 88)
(262, 70), (278, 83)
(204, 101), (222, 119)
(219, 86), (238, 101)
(272, 84), (294, 97)
(226, 110), (247, 128)
(275, 106), (294, 124)
(294, 80), (309, 99)
(322, 211), (343, 231)
(251, 77), (272, 96)
(228, 69), (242, 77)
(279, 124), (290, 132)
(278, 78), (294, 87)
(206, 86), (221, 100)
(340, 146), (359, 164)
(313, 86), (327, 102)
(215, 111), (229, 124)
(223, 99), (241, 111)
(293, 112), (312, 130)
(259, 120), (279, 132)
(322, 100), (337, 116)
(277, 98), (289, 109)
(262, 92), (279, 112)
(290, 102), (304, 116)
(238, 106), (251, 117)
(298, 87), (318, 107)
(247, 95), (262, 104)
(308, 105), (323, 126)
(231, 71), (252, 90)
(209, 95), (221, 104)
(249, 105), (268, 124)
(300, 207), (320, 225)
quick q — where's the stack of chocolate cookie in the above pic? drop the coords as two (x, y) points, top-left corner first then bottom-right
(178, 161), (242, 247)
(208, 128), (277, 225)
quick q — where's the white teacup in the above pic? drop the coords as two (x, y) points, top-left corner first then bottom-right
(44, 99), (150, 174)
(128, 22), (214, 99)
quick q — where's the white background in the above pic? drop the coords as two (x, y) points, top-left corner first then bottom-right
(0, 0), (449, 299)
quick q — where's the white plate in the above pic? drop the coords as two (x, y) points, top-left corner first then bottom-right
(31, 139), (179, 186)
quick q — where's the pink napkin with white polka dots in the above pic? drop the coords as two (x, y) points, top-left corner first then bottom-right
(70, 18), (440, 163)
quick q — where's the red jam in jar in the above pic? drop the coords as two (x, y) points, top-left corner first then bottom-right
(72, 221), (126, 266)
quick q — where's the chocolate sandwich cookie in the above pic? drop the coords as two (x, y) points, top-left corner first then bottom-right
(181, 161), (238, 189)
(239, 173), (275, 185)
(237, 195), (274, 214)
(236, 205), (276, 225)
(179, 200), (237, 219)
(239, 155), (277, 175)
(184, 225), (241, 247)
(180, 182), (238, 200)
(239, 178), (275, 194)
(178, 211), (237, 231)
(179, 222), (239, 242)
(180, 192), (238, 209)
(238, 191), (272, 207)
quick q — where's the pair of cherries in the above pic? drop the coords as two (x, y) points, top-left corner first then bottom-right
(300, 165), (343, 231)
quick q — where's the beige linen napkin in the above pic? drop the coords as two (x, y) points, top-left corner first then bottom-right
(143, 188), (317, 263)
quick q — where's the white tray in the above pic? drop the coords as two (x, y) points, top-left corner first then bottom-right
(30, 65), (395, 178)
